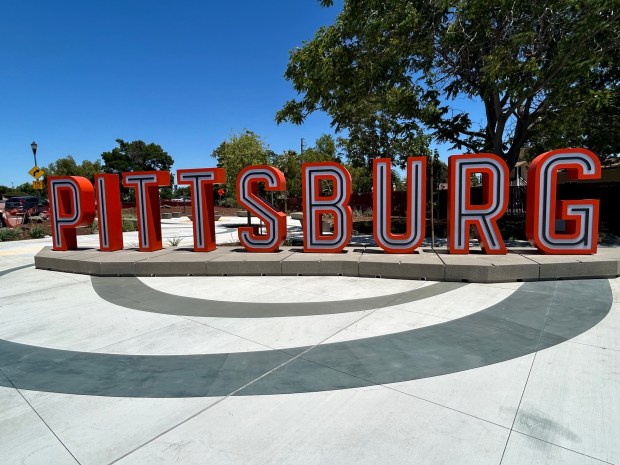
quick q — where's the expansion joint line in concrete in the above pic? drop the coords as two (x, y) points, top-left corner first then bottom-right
(0, 367), (82, 465)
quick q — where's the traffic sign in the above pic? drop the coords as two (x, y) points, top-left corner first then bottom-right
(32, 180), (44, 190)
(28, 166), (45, 180)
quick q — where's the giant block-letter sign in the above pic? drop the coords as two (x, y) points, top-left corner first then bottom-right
(177, 168), (225, 252)
(48, 176), (96, 251)
(373, 157), (426, 254)
(236, 166), (287, 252)
(526, 148), (601, 254)
(94, 174), (123, 252)
(302, 162), (352, 253)
(122, 171), (170, 252)
(448, 154), (509, 254)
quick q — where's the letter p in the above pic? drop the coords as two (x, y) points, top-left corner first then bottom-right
(49, 176), (96, 251)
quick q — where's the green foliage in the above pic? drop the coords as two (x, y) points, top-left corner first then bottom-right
(122, 218), (138, 232)
(101, 139), (173, 201)
(45, 155), (103, 181)
(102, 139), (174, 174)
(211, 130), (270, 197)
(337, 127), (431, 170)
(0, 228), (20, 241)
(28, 226), (46, 239)
(346, 164), (373, 193)
(159, 174), (176, 200)
(167, 236), (183, 247)
(428, 151), (448, 191)
(277, 0), (619, 169)
(3, 182), (37, 197)
(301, 134), (341, 163)
(270, 150), (302, 198)
(526, 49), (620, 162)
(42, 155), (104, 196)
(175, 186), (190, 198)
(270, 135), (341, 199)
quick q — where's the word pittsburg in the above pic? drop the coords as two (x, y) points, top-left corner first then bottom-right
(48, 148), (601, 255)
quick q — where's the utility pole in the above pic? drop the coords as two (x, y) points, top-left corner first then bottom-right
(300, 138), (306, 154)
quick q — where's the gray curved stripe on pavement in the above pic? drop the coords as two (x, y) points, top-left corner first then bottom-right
(0, 279), (612, 398)
(0, 263), (34, 277)
(91, 276), (467, 318)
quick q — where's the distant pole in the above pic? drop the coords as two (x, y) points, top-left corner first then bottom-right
(300, 138), (305, 154)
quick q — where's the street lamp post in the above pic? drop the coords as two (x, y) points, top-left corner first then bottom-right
(31, 141), (38, 167)
(30, 141), (40, 197)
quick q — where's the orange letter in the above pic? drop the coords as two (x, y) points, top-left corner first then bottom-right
(122, 171), (170, 252)
(236, 166), (287, 252)
(526, 148), (601, 254)
(373, 157), (426, 253)
(95, 174), (123, 251)
(177, 168), (226, 252)
(48, 176), (95, 251)
(448, 154), (508, 254)
(302, 162), (352, 253)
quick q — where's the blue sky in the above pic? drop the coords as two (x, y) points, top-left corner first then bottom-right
(0, 1), (348, 187)
(1, 0), (461, 188)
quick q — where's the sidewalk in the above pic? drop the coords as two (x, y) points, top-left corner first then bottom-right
(1, 217), (619, 464)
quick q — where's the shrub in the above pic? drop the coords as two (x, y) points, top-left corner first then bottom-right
(29, 226), (46, 239)
(122, 218), (138, 232)
(0, 228), (20, 241)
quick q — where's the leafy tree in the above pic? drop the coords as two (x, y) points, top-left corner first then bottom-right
(39, 155), (104, 197)
(277, 0), (619, 170)
(211, 130), (270, 201)
(45, 155), (103, 182)
(6, 182), (36, 197)
(270, 135), (343, 200)
(270, 150), (302, 198)
(100, 139), (174, 201)
(101, 139), (174, 174)
(427, 150), (448, 192)
(338, 122), (431, 170)
(159, 174), (177, 200)
(346, 164), (373, 193)
(301, 134), (341, 163)
(175, 186), (191, 198)
(527, 48), (620, 162)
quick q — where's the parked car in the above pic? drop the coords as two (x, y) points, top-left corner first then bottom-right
(2, 196), (49, 224)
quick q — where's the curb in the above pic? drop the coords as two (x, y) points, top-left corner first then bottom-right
(34, 246), (620, 283)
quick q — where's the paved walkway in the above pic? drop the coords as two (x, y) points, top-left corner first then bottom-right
(1, 217), (619, 464)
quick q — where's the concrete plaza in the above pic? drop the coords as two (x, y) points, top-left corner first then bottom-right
(1, 215), (619, 464)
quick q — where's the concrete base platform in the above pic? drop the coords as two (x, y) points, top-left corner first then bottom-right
(34, 245), (620, 283)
